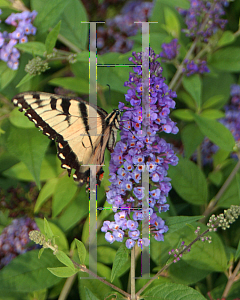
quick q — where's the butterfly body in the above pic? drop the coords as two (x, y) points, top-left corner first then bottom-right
(12, 92), (120, 185)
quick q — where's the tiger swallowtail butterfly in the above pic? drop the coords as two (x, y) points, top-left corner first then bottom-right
(12, 92), (120, 186)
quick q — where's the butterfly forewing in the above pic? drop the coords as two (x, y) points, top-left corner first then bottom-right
(12, 92), (119, 185)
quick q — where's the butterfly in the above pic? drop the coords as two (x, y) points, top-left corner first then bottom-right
(12, 92), (120, 186)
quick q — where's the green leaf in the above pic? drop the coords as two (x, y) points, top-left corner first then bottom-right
(38, 248), (45, 259)
(202, 95), (225, 109)
(200, 109), (225, 119)
(15, 42), (46, 56)
(143, 283), (206, 299)
(181, 123), (204, 158)
(236, 240), (240, 260)
(163, 7), (180, 38)
(217, 31), (235, 47)
(52, 175), (78, 217)
(6, 126), (49, 188)
(16, 73), (34, 88)
(210, 47), (240, 72)
(0, 0), (11, 6)
(34, 178), (59, 213)
(177, 90), (196, 109)
(183, 74), (202, 108)
(43, 217), (54, 239)
(208, 170), (223, 186)
(97, 247), (117, 265)
(85, 287), (101, 300)
(165, 216), (203, 234)
(9, 108), (35, 129)
(33, 0), (68, 33)
(111, 245), (129, 282)
(55, 251), (75, 271)
(75, 239), (86, 265)
(0, 61), (17, 90)
(3, 156), (60, 182)
(171, 109), (194, 121)
(194, 114), (235, 152)
(49, 77), (89, 94)
(48, 267), (77, 278)
(168, 157), (208, 204)
(0, 250), (62, 292)
(45, 20), (61, 54)
(59, 0), (88, 50)
(217, 172), (240, 208)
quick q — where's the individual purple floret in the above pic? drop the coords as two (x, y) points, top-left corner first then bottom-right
(101, 48), (179, 249)
(178, 0), (228, 42)
(0, 217), (39, 269)
(0, 10), (37, 70)
(97, 1), (153, 54)
(160, 39), (179, 61)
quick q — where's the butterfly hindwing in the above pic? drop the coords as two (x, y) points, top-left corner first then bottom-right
(12, 92), (120, 185)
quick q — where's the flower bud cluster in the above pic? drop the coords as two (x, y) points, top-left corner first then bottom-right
(168, 241), (190, 263)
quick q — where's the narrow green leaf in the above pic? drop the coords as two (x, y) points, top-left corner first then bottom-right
(210, 47), (240, 72)
(33, 0), (68, 33)
(85, 287), (101, 300)
(171, 109), (194, 121)
(34, 178), (59, 213)
(16, 73), (34, 88)
(208, 170), (223, 186)
(45, 21), (61, 54)
(183, 74), (202, 108)
(181, 123), (204, 158)
(75, 239), (86, 265)
(165, 216), (203, 234)
(111, 245), (129, 282)
(143, 283), (206, 299)
(0, 61), (17, 90)
(44, 217), (54, 239)
(164, 7), (180, 38)
(0, 250), (62, 292)
(52, 175), (78, 217)
(194, 114), (235, 152)
(38, 248), (45, 259)
(202, 95), (225, 109)
(6, 126), (49, 188)
(168, 157), (208, 204)
(48, 267), (77, 278)
(200, 109), (225, 119)
(15, 42), (46, 56)
(55, 251), (75, 271)
(217, 31), (235, 47)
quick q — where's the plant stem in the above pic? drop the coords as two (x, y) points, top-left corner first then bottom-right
(131, 246), (136, 300)
(57, 33), (81, 53)
(58, 273), (77, 300)
(71, 259), (130, 298)
(222, 260), (240, 298)
(202, 158), (240, 219)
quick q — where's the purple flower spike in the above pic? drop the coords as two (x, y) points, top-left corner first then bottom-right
(101, 48), (179, 248)
(160, 39), (179, 61)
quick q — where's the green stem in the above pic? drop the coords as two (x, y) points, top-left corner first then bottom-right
(57, 33), (81, 53)
(58, 274), (77, 300)
(222, 260), (240, 299)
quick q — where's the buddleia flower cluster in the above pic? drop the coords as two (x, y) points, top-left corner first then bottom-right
(0, 217), (39, 269)
(97, 1), (153, 54)
(0, 10), (37, 70)
(178, 0), (229, 42)
(101, 48), (179, 249)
